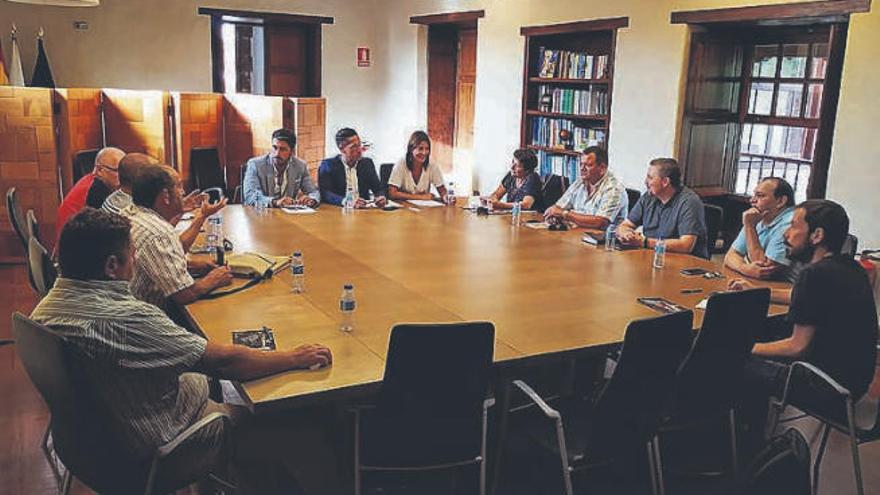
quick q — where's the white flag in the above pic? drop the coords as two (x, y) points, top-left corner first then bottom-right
(9, 28), (25, 87)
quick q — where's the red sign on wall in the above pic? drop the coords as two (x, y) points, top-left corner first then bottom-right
(357, 47), (371, 68)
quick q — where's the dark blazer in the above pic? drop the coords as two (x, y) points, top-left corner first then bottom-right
(318, 155), (383, 206)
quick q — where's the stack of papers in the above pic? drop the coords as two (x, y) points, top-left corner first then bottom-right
(408, 199), (445, 207)
(281, 205), (316, 214)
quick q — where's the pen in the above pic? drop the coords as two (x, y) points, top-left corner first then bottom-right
(681, 288), (703, 294)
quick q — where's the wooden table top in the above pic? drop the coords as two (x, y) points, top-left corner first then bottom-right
(183, 204), (791, 412)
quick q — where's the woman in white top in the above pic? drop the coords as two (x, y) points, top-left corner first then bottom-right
(387, 131), (450, 202)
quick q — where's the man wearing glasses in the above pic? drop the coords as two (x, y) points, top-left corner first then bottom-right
(318, 127), (387, 208)
(55, 146), (125, 243)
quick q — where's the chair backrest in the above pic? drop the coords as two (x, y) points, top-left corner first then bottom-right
(673, 288), (771, 413)
(591, 311), (694, 456)
(379, 163), (393, 195)
(26, 208), (40, 244)
(841, 234), (858, 258)
(11, 312), (76, 417)
(190, 147), (226, 192)
(28, 236), (56, 297)
(73, 148), (99, 183)
(782, 361), (854, 433)
(6, 187), (29, 253)
(704, 203), (724, 255)
(540, 174), (569, 212)
(380, 321), (494, 419)
(625, 188), (641, 212)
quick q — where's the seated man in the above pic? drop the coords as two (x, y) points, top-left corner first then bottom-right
(734, 200), (877, 447)
(724, 177), (796, 281)
(543, 146), (627, 229)
(243, 128), (320, 208)
(318, 128), (387, 208)
(32, 208), (341, 494)
(616, 158), (708, 258)
(103, 152), (158, 215)
(55, 146), (125, 242)
(128, 164), (231, 308)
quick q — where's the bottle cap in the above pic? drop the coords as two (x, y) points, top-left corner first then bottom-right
(293, 251), (302, 256)
(344, 284), (354, 290)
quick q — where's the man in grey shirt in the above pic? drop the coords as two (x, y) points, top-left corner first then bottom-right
(243, 128), (320, 208)
(617, 158), (708, 259)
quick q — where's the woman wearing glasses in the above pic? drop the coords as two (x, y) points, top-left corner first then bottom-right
(486, 148), (542, 210)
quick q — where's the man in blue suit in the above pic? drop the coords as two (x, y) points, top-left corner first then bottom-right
(243, 128), (320, 208)
(318, 128), (387, 208)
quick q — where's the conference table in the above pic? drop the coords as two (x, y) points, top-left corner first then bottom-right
(182, 203), (791, 414)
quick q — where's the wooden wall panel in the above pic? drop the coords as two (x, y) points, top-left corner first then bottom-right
(222, 93), (284, 193)
(284, 97), (326, 184)
(103, 89), (171, 164)
(173, 92), (223, 189)
(54, 88), (103, 194)
(0, 87), (60, 260)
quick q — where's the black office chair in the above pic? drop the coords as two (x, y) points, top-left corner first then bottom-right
(540, 174), (569, 213)
(26, 208), (40, 245)
(6, 187), (29, 254)
(769, 361), (880, 495)
(511, 311), (695, 495)
(658, 288), (771, 487)
(379, 163), (394, 196)
(704, 203), (724, 256)
(72, 149), (99, 184)
(28, 236), (56, 298)
(233, 160), (250, 205)
(353, 321), (495, 495)
(626, 188), (641, 212)
(190, 147), (226, 202)
(842, 234), (859, 258)
(11, 312), (234, 495)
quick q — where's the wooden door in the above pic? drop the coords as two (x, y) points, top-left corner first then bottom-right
(265, 25), (309, 97)
(427, 26), (458, 173)
(455, 28), (476, 152)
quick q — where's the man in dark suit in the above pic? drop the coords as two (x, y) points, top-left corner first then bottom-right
(318, 128), (387, 207)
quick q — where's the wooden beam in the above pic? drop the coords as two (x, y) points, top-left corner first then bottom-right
(198, 7), (334, 25)
(670, 0), (870, 25)
(409, 10), (485, 25)
(520, 17), (629, 36)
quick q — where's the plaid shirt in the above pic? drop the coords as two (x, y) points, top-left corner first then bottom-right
(556, 170), (628, 224)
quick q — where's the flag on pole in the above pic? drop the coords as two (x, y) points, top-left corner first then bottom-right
(31, 27), (55, 88)
(9, 24), (25, 87)
(0, 34), (9, 85)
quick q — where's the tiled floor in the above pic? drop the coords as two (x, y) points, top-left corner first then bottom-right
(2, 263), (879, 494)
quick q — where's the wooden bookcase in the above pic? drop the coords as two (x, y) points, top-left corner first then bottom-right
(519, 17), (628, 184)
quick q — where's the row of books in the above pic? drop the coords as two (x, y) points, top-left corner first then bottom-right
(538, 85), (608, 116)
(537, 151), (579, 183)
(537, 48), (609, 80)
(530, 117), (607, 150)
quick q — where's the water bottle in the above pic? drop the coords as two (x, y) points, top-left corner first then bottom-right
(653, 238), (666, 269)
(206, 215), (222, 250)
(511, 201), (522, 226)
(446, 182), (456, 205)
(291, 251), (304, 293)
(339, 284), (356, 332)
(605, 223), (617, 251)
(343, 185), (355, 213)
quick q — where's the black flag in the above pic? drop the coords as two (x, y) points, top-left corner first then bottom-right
(31, 32), (55, 88)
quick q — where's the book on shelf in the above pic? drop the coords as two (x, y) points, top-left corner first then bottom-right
(530, 116), (607, 150)
(537, 84), (608, 116)
(536, 48), (608, 79)
(536, 150), (579, 185)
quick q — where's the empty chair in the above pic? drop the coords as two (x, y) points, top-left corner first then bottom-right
(11, 312), (233, 495)
(659, 288), (771, 485)
(626, 188), (641, 212)
(510, 311), (695, 495)
(190, 147), (227, 200)
(353, 321), (495, 495)
(28, 236), (57, 297)
(72, 148), (99, 183)
(704, 203), (724, 256)
(379, 163), (393, 196)
(26, 209), (40, 245)
(540, 174), (569, 213)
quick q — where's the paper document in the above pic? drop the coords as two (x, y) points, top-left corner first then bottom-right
(523, 221), (550, 230)
(281, 205), (316, 214)
(408, 199), (445, 207)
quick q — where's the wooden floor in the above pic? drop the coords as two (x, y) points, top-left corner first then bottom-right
(2, 262), (880, 494)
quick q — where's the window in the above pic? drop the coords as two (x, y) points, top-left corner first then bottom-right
(199, 8), (333, 97)
(679, 23), (847, 201)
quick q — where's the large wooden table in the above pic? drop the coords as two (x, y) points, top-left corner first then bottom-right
(182, 204), (790, 413)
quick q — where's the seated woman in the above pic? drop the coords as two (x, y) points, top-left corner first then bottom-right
(387, 131), (450, 202)
(487, 148), (542, 210)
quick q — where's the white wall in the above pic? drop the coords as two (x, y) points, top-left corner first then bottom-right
(3, 0), (879, 244)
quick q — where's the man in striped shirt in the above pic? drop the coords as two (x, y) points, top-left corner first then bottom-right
(543, 146), (628, 229)
(128, 164), (232, 308)
(103, 152), (157, 215)
(31, 208), (340, 493)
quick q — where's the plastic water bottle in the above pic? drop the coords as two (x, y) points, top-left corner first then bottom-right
(206, 215), (222, 250)
(339, 284), (356, 332)
(511, 201), (522, 226)
(653, 238), (666, 269)
(291, 251), (304, 293)
(605, 223), (617, 252)
(446, 182), (456, 205)
(343, 185), (355, 213)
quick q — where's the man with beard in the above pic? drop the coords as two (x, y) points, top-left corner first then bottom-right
(732, 200), (877, 449)
(243, 128), (320, 208)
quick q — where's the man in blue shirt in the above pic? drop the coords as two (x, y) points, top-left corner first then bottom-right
(724, 177), (795, 280)
(617, 158), (708, 259)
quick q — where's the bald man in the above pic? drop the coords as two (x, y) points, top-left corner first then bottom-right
(56, 146), (125, 243)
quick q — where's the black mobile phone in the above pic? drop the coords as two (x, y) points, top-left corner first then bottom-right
(680, 268), (709, 276)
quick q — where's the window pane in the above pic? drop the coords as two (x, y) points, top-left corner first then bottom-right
(752, 44), (778, 77)
(748, 82), (774, 115)
(810, 43), (829, 79)
(737, 124), (815, 201)
(775, 83), (804, 118)
(780, 44), (808, 78)
(805, 83), (824, 118)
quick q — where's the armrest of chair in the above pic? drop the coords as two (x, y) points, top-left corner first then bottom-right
(484, 397), (496, 410)
(785, 361), (852, 398)
(156, 411), (231, 458)
(0, 339), (13, 346)
(512, 380), (560, 420)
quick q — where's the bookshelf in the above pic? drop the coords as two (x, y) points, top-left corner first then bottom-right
(520, 17), (628, 184)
